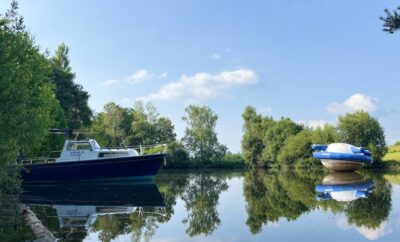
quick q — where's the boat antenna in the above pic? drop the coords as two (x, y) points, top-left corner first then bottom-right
(48, 128), (75, 138)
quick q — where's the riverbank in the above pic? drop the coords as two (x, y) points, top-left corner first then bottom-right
(382, 143), (400, 170)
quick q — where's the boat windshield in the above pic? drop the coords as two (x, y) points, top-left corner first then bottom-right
(91, 140), (101, 150)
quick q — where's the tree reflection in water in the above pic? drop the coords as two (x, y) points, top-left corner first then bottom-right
(181, 173), (228, 237)
(89, 172), (229, 240)
(243, 169), (393, 235)
(0, 171), (395, 241)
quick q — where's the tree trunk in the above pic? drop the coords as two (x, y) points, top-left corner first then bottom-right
(19, 204), (56, 242)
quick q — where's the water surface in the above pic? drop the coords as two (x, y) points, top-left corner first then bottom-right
(1, 170), (400, 242)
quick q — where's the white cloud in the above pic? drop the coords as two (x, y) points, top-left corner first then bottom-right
(127, 69), (153, 84)
(327, 93), (386, 114)
(335, 210), (400, 241)
(158, 72), (168, 78)
(299, 119), (330, 129)
(99, 79), (119, 86)
(209, 53), (221, 60)
(139, 69), (258, 101)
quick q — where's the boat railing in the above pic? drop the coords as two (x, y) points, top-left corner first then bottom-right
(17, 150), (61, 164)
(16, 143), (167, 164)
(17, 157), (57, 165)
(102, 143), (168, 155)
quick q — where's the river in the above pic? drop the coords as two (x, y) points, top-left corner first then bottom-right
(1, 169), (399, 241)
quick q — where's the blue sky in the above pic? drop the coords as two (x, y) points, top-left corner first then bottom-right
(2, 0), (399, 152)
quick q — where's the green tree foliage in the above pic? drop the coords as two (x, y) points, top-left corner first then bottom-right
(90, 101), (177, 150)
(277, 130), (315, 167)
(50, 43), (92, 129)
(102, 102), (133, 146)
(337, 111), (387, 161)
(164, 141), (190, 167)
(130, 101), (176, 145)
(0, 1), (63, 188)
(381, 6), (400, 33)
(262, 118), (303, 165)
(241, 106), (265, 167)
(277, 125), (339, 168)
(312, 124), (339, 144)
(182, 105), (227, 164)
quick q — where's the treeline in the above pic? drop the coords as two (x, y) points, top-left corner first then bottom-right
(89, 103), (244, 169)
(242, 106), (387, 168)
(0, 2), (92, 188)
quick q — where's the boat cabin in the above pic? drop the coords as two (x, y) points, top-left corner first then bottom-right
(57, 139), (138, 162)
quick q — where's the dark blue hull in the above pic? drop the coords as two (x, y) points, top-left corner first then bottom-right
(21, 181), (165, 206)
(21, 154), (165, 183)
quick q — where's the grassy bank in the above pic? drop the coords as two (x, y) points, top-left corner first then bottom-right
(382, 143), (400, 169)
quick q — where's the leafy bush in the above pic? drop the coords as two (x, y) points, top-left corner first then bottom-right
(337, 111), (387, 162)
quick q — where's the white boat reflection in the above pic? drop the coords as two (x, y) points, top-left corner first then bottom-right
(316, 172), (374, 202)
(20, 181), (165, 230)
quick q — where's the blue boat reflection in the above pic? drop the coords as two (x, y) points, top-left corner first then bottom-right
(315, 172), (374, 202)
(20, 181), (166, 239)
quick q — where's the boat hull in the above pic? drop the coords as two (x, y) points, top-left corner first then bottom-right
(21, 181), (165, 206)
(21, 154), (165, 183)
(320, 159), (365, 172)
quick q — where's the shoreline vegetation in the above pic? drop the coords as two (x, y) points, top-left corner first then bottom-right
(1, 2), (400, 191)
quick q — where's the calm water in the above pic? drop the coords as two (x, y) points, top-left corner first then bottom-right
(1, 170), (400, 242)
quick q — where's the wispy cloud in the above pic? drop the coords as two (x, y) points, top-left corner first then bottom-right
(158, 72), (168, 78)
(99, 79), (119, 86)
(139, 68), (258, 101)
(208, 53), (221, 60)
(100, 69), (166, 86)
(127, 69), (153, 84)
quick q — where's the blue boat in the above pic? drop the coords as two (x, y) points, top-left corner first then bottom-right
(315, 172), (374, 202)
(311, 143), (372, 171)
(19, 139), (166, 183)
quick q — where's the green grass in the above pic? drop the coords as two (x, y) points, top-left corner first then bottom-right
(384, 173), (400, 185)
(382, 144), (400, 168)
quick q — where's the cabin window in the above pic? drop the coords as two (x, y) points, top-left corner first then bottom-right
(66, 142), (92, 151)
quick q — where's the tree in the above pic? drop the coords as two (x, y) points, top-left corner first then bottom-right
(101, 102), (133, 146)
(277, 130), (316, 167)
(337, 111), (387, 161)
(182, 105), (227, 164)
(0, 1), (61, 188)
(155, 117), (176, 143)
(262, 118), (303, 165)
(311, 124), (339, 144)
(241, 106), (265, 167)
(130, 101), (176, 145)
(381, 6), (400, 33)
(165, 141), (189, 166)
(50, 43), (92, 129)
